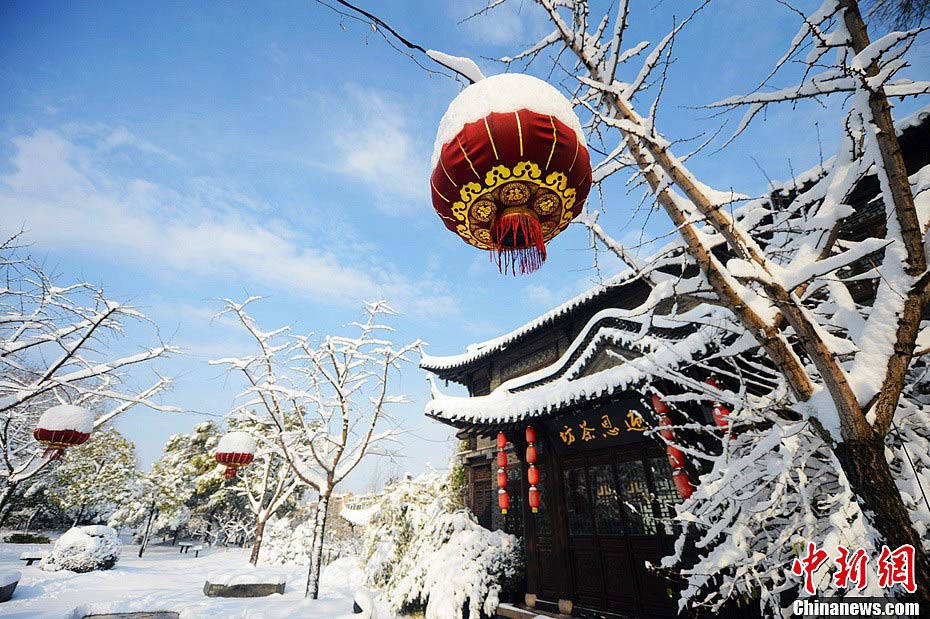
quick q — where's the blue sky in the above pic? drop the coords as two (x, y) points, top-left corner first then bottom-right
(1, 0), (927, 490)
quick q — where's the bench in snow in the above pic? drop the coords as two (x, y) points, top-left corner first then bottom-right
(178, 542), (194, 554)
(191, 544), (203, 558)
(19, 552), (44, 566)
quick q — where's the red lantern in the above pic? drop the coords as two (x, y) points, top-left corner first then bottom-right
(498, 488), (510, 514)
(496, 432), (507, 449)
(673, 470), (694, 499)
(650, 391), (693, 500)
(705, 378), (734, 437)
(525, 426), (537, 443)
(526, 444), (537, 464)
(497, 450), (508, 468)
(430, 74), (592, 275)
(528, 465), (540, 486)
(666, 445), (686, 470)
(215, 431), (257, 479)
(33, 404), (94, 461)
(497, 467), (507, 489)
(528, 485), (540, 513)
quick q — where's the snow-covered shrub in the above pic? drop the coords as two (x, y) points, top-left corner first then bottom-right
(366, 471), (521, 619)
(42, 525), (121, 573)
(259, 510), (361, 566)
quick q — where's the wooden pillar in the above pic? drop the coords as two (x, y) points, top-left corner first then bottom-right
(542, 430), (574, 611)
(514, 427), (536, 607)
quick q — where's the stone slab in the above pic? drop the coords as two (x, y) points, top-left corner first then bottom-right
(0, 580), (17, 603)
(202, 581), (285, 598)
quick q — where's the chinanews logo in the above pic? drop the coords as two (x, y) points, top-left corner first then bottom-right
(788, 543), (921, 618)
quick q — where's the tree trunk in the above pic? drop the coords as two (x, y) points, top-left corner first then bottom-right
(24, 505), (42, 535)
(138, 504), (156, 558)
(0, 483), (19, 527)
(305, 493), (330, 599)
(73, 503), (86, 528)
(835, 438), (930, 604)
(250, 518), (266, 565)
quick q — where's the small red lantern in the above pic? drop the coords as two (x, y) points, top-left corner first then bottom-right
(498, 488), (510, 514)
(673, 470), (694, 499)
(496, 431), (508, 514)
(497, 450), (508, 468)
(526, 444), (537, 463)
(528, 465), (540, 486)
(33, 404), (94, 461)
(215, 431), (256, 479)
(705, 378), (734, 438)
(650, 392), (693, 500)
(430, 74), (592, 275)
(528, 485), (541, 512)
(525, 426), (537, 443)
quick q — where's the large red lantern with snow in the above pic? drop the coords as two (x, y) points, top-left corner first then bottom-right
(215, 431), (256, 479)
(33, 404), (94, 461)
(430, 74), (592, 275)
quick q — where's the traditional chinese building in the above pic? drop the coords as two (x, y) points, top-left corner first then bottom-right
(421, 109), (930, 619)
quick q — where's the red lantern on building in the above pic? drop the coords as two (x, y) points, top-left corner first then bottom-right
(33, 404), (94, 461)
(528, 485), (541, 512)
(525, 425), (540, 513)
(705, 377), (733, 438)
(215, 431), (256, 479)
(496, 432), (509, 514)
(650, 393), (694, 500)
(430, 74), (593, 275)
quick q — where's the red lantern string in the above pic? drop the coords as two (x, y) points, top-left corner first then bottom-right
(497, 432), (509, 515)
(490, 207), (547, 276)
(650, 393), (694, 499)
(525, 425), (540, 513)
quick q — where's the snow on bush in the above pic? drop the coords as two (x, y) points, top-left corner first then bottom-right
(259, 511), (360, 567)
(42, 525), (121, 573)
(365, 471), (521, 619)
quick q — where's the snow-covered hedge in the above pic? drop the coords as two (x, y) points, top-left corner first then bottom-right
(42, 525), (121, 573)
(259, 511), (360, 566)
(366, 472), (521, 619)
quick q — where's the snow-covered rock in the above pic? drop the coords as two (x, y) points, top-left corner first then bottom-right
(205, 569), (286, 586)
(216, 431), (256, 454)
(42, 525), (121, 573)
(36, 404), (93, 433)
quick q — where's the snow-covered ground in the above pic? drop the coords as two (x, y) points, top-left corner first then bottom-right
(0, 538), (389, 618)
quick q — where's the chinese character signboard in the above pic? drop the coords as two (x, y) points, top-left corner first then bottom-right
(543, 399), (651, 454)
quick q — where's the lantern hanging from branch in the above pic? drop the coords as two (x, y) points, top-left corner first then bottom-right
(525, 425), (540, 513)
(33, 404), (94, 461)
(215, 431), (256, 479)
(496, 431), (509, 514)
(430, 74), (593, 275)
(650, 394), (694, 499)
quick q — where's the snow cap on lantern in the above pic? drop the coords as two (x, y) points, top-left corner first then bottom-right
(215, 431), (257, 478)
(430, 73), (593, 275)
(34, 404), (94, 461)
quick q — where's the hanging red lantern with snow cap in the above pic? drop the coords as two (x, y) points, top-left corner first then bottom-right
(430, 73), (593, 275)
(215, 431), (256, 479)
(33, 404), (94, 461)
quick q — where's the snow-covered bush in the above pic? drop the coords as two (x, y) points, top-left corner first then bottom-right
(42, 525), (121, 573)
(259, 509), (362, 566)
(365, 471), (521, 619)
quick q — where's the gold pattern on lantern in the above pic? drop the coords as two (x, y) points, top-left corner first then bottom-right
(534, 192), (558, 215)
(499, 182), (531, 206)
(471, 200), (496, 223)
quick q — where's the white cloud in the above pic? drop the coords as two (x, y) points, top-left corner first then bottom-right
(97, 127), (181, 163)
(330, 86), (430, 216)
(456, 0), (548, 47)
(0, 128), (458, 318)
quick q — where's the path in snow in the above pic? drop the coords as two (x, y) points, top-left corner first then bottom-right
(0, 539), (389, 618)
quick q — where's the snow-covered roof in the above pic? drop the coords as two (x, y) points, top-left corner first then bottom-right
(420, 269), (637, 374)
(340, 503), (379, 527)
(431, 73), (586, 169)
(426, 305), (713, 427)
(37, 404), (94, 433)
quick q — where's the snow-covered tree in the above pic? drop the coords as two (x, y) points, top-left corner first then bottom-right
(318, 0), (930, 611)
(365, 470), (521, 619)
(212, 297), (421, 598)
(225, 416), (302, 564)
(47, 427), (138, 526)
(0, 234), (176, 517)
